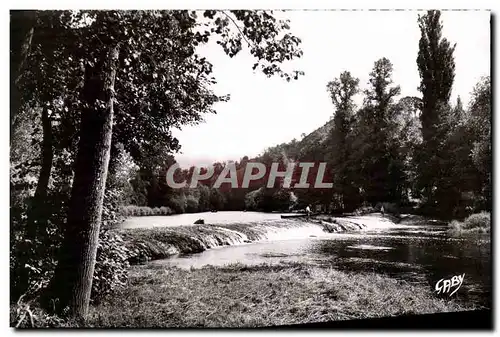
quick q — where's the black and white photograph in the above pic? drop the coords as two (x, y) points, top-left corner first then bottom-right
(8, 4), (492, 329)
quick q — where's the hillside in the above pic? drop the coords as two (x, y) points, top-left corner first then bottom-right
(256, 118), (334, 163)
(258, 95), (422, 163)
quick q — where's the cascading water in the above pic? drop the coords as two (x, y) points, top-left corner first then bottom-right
(122, 214), (377, 264)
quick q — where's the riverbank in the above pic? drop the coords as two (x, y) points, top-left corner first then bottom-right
(84, 262), (474, 328)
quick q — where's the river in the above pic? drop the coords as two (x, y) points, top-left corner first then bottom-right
(124, 211), (491, 308)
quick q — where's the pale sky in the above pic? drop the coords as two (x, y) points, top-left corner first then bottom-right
(172, 10), (490, 168)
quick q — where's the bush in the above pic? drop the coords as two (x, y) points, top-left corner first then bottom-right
(463, 211), (490, 230)
(169, 195), (186, 214)
(120, 205), (174, 217)
(10, 224), (62, 303)
(120, 205), (136, 216)
(244, 188), (261, 211)
(185, 195), (199, 213)
(448, 220), (462, 232)
(91, 183), (132, 303)
(159, 206), (173, 215)
(92, 230), (130, 304)
(11, 184), (130, 305)
(139, 207), (148, 216)
(448, 211), (490, 234)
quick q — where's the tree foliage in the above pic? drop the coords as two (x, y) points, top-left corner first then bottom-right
(416, 10), (457, 208)
(10, 9), (305, 319)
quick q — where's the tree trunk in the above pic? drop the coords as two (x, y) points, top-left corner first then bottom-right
(13, 106), (53, 301)
(27, 106), (54, 236)
(44, 43), (120, 319)
(10, 10), (36, 138)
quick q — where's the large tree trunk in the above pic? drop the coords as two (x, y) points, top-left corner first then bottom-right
(44, 43), (120, 319)
(10, 10), (36, 138)
(12, 106), (53, 301)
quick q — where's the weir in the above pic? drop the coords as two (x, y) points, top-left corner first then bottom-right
(119, 214), (388, 265)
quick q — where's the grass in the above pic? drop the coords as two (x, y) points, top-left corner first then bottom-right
(448, 212), (491, 235)
(82, 262), (474, 328)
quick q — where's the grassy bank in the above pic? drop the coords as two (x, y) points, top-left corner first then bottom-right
(83, 262), (473, 328)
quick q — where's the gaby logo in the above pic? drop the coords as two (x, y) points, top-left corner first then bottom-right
(435, 274), (465, 297)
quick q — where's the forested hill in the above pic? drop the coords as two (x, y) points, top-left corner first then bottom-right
(261, 117), (334, 161)
(257, 95), (422, 165)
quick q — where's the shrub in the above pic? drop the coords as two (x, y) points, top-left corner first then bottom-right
(185, 195), (199, 213)
(463, 212), (490, 230)
(91, 183), (132, 303)
(120, 205), (175, 217)
(244, 188), (261, 211)
(448, 211), (490, 234)
(10, 218), (62, 303)
(448, 220), (462, 232)
(120, 205), (138, 217)
(92, 230), (130, 304)
(11, 182), (130, 306)
(159, 206), (172, 215)
(169, 195), (186, 214)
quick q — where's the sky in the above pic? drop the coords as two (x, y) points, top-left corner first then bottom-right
(172, 10), (490, 168)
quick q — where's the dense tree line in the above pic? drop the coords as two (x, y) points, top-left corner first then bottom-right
(125, 154), (296, 213)
(253, 11), (490, 218)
